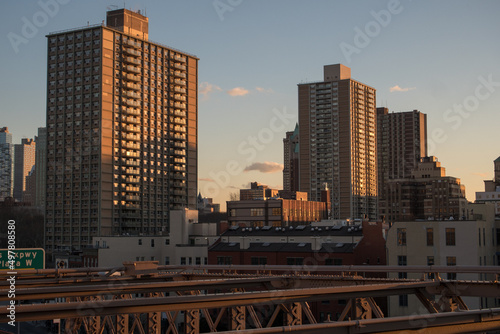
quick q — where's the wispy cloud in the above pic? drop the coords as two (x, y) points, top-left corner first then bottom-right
(471, 172), (489, 178)
(256, 86), (274, 94)
(199, 82), (221, 99)
(389, 85), (416, 93)
(227, 87), (249, 97)
(199, 177), (215, 182)
(244, 161), (284, 174)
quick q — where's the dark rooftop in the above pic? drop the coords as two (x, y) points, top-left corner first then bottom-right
(210, 242), (357, 253)
(222, 225), (363, 237)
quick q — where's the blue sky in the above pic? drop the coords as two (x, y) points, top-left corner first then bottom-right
(1, 0), (499, 209)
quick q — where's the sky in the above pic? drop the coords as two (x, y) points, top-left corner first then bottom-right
(1, 0), (499, 210)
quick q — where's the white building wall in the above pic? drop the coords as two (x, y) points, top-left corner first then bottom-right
(386, 218), (496, 317)
(94, 209), (219, 267)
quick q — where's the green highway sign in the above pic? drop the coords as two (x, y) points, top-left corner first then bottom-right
(0, 248), (45, 270)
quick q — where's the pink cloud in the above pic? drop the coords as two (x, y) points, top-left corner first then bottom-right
(389, 85), (416, 93)
(227, 87), (249, 96)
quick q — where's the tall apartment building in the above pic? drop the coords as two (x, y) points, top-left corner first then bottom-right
(35, 127), (47, 207)
(13, 138), (36, 202)
(298, 64), (377, 220)
(45, 9), (198, 253)
(377, 108), (427, 220)
(377, 108), (427, 185)
(283, 123), (299, 192)
(0, 127), (14, 201)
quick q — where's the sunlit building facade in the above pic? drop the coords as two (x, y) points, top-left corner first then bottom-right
(35, 127), (47, 207)
(45, 9), (198, 253)
(14, 138), (36, 202)
(298, 64), (377, 220)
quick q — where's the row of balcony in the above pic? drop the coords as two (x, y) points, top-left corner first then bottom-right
(124, 65), (141, 74)
(123, 107), (141, 116)
(124, 48), (141, 57)
(124, 56), (141, 65)
(121, 116), (140, 124)
(125, 82), (141, 91)
(121, 141), (141, 149)
(123, 90), (141, 100)
(123, 158), (140, 166)
(171, 117), (186, 125)
(122, 149), (140, 157)
(123, 125), (141, 133)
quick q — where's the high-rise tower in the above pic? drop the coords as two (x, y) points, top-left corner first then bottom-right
(283, 123), (299, 192)
(0, 127), (14, 201)
(298, 64), (377, 220)
(377, 108), (427, 221)
(45, 9), (198, 253)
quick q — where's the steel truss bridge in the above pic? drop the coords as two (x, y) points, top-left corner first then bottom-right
(1, 263), (500, 333)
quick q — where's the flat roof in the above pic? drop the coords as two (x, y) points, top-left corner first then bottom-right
(210, 242), (357, 253)
(222, 225), (363, 237)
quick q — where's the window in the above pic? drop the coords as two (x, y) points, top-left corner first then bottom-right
(251, 208), (264, 216)
(165, 238), (170, 245)
(272, 208), (282, 216)
(151, 239), (155, 247)
(138, 239), (142, 245)
(325, 258), (343, 266)
(164, 257), (170, 265)
(397, 228), (407, 246)
(251, 257), (267, 265)
(287, 257), (304, 266)
(195, 257), (201, 265)
(445, 228), (456, 246)
(398, 255), (407, 279)
(217, 256), (232, 265)
(447, 256), (457, 280)
(180, 257), (186, 265)
(426, 228), (434, 246)
(497, 229), (500, 246)
(399, 294), (409, 307)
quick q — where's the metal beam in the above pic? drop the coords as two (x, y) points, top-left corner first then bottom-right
(219, 308), (500, 334)
(1, 265), (499, 280)
(1, 281), (437, 322)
